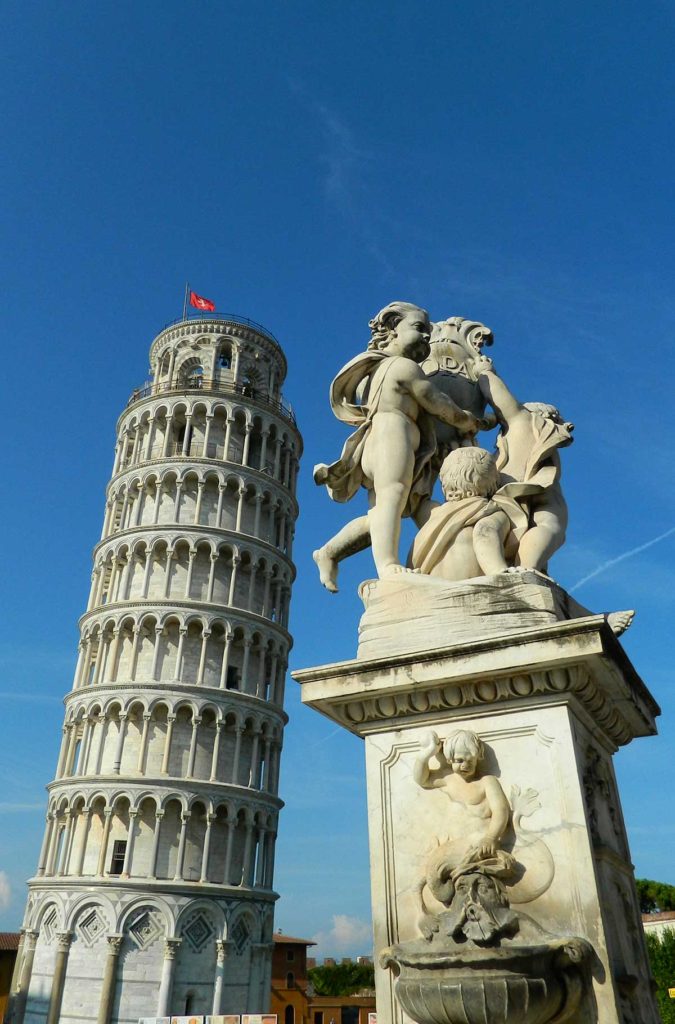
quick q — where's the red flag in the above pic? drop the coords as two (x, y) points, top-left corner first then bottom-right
(190, 291), (216, 311)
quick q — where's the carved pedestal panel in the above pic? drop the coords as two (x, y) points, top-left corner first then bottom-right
(295, 613), (660, 1024)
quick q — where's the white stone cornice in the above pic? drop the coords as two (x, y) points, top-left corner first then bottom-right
(62, 681), (289, 725)
(107, 452), (301, 506)
(45, 776), (283, 809)
(78, 598), (292, 641)
(92, 522), (297, 572)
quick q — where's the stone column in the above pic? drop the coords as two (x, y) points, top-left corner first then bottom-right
(150, 810), (165, 878)
(36, 815), (53, 875)
(210, 722), (223, 781)
(46, 931), (72, 1024)
(253, 494), (264, 536)
(231, 726), (243, 784)
(248, 729), (260, 787)
(173, 813), (189, 881)
(247, 564), (258, 608)
(175, 629), (187, 680)
(163, 546), (174, 598)
(228, 555), (240, 606)
(156, 938), (182, 1016)
(73, 809), (91, 876)
(96, 934), (123, 1024)
(11, 929), (39, 1024)
(150, 626), (164, 680)
(259, 430), (269, 473)
(197, 632), (210, 685)
(202, 413), (214, 458)
(79, 716), (95, 773)
(241, 639), (252, 690)
(194, 480), (205, 523)
(137, 713), (152, 772)
(224, 415), (234, 462)
(207, 552), (218, 603)
(173, 480), (184, 521)
(235, 485), (246, 531)
(200, 814), (215, 882)
(183, 547), (196, 599)
(263, 830), (277, 888)
(121, 809), (138, 877)
(96, 809), (113, 876)
(161, 714), (176, 774)
(242, 818), (254, 886)
(219, 631), (233, 689)
(181, 413), (192, 456)
(216, 483), (226, 527)
(187, 716), (202, 777)
(212, 939), (230, 1013)
(112, 713), (128, 774)
(254, 825), (267, 886)
(224, 817), (236, 884)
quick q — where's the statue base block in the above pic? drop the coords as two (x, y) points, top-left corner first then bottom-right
(294, 593), (660, 1024)
(357, 571), (598, 660)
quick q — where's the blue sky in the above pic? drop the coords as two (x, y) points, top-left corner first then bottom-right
(1, 0), (674, 957)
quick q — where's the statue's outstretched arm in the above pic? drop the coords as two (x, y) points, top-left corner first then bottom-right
(408, 376), (481, 433)
(477, 362), (525, 425)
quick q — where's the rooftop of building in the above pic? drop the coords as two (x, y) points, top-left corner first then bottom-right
(273, 932), (316, 946)
(0, 933), (20, 951)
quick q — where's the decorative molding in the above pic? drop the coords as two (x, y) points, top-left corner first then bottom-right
(330, 665), (635, 746)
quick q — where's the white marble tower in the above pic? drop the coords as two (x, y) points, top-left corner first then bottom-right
(10, 313), (302, 1024)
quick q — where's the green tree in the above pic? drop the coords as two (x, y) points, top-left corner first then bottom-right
(636, 878), (675, 914)
(308, 962), (375, 997)
(645, 929), (675, 1023)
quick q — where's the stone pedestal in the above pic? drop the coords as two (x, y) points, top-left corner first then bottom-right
(294, 576), (660, 1024)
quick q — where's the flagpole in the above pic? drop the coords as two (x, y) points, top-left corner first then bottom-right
(182, 281), (189, 321)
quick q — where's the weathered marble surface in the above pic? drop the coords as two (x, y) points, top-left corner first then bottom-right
(294, 616), (660, 1024)
(357, 570), (612, 660)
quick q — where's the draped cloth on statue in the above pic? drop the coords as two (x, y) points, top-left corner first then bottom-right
(409, 491), (530, 576)
(314, 351), (436, 513)
(496, 414), (565, 494)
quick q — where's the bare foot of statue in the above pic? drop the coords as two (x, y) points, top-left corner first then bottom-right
(313, 547), (339, 593)
(607, 610), (635, 636)
(380, 563), (420, 580)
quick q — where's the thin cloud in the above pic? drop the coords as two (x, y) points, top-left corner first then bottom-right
(313, 914), (372, 957)
(289, 81), (395, 276)
(570, 524), (675, 592)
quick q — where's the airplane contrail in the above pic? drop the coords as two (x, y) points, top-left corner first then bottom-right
(570, 524), (675, 592)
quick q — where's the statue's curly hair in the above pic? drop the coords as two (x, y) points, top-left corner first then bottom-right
(439, 447), (499, 500)
(443, 729), (485, 764)
(367, 300), (429, 352)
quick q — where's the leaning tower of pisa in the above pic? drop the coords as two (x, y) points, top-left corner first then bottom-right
(10, 313), (302, 1024)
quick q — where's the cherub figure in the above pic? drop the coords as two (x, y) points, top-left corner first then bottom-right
(476, 357), (574, 573)
(313, 302), (486, 591)
(413, 729), (517, 941)
(408, 447), (528, 580)
(414, 729), (512, 865)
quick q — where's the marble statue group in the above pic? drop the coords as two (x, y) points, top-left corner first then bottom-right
(301, 299), (658, 1024)
(313, 301), (574, 592)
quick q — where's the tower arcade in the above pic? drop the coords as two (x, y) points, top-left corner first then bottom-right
(10, 313), (302, 1024)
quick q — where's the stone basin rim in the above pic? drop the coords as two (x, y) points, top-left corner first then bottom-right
(380, 936), (588, 972)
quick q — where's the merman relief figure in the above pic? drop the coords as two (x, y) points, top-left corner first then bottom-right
(412, 729), (554, 944)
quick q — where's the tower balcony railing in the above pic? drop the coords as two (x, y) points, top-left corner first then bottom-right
(161, 311), (281, 345)
(126, 377), (296, 425)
